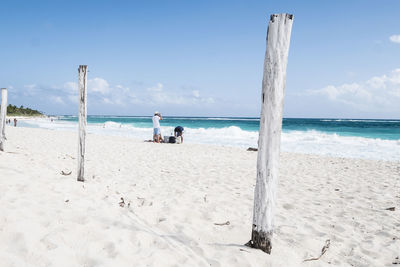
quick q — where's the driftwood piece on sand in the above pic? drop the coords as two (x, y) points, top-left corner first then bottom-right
(247, 14), (293, 254)
(77, 65), (88, 182)
(0, 88), (7, 151)
(214, 221), (230, 226)
(303, 239), (331, 262)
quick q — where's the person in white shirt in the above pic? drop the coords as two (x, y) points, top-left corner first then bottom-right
(152, 111), (163, 143)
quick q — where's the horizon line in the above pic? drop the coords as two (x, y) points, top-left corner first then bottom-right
(44, 114), (400, 121)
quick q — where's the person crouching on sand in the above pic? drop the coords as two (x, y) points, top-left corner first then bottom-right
(174, 126), (184, 143)
(152, 111), (163, 143)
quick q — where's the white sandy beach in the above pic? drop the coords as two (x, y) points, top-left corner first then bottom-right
(0, 126), (399, 266)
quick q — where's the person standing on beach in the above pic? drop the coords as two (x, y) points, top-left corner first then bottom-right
(13, 118), (17, 127)
(174, 126), (184, 143)
(152, 111), (163, 143)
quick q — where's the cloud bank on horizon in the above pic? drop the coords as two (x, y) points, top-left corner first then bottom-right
(7, 67), (400, 118)
(8, 78), (217, 116)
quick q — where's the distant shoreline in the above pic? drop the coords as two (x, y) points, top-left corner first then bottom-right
(6, 114), (48, 119)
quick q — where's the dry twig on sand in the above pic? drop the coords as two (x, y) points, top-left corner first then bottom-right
(214, 221), (230, 226)
(303, 239), (330, 262)
(61, 170), (72, 175)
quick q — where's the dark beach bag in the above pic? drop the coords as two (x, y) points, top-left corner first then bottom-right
(169, 136), (176, 143)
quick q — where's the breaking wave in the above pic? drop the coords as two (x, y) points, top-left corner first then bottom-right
(21, 118), (400, 161)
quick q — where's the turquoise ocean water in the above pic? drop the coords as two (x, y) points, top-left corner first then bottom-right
(57, 116), (400, 140)
(22, 116), (400, 161)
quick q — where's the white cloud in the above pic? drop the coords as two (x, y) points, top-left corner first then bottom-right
(24, 84), (36, 89)
(23, 84), (39, 96)
(366, 76), (387, 89)
(145, 83), (215, 106)
(50, 96), (64, 104)
(63, 82), (78, 92)
(202, 97), (215, 104)
(389, 35), (400, 44)
(68, 94), (78, 104)
(114, 85), (140, 104)
(307, 69), (400, 112)
(147, 83), (185, 105)
(147, 83), (163, 92)
(102, 97), (113, 104)
(88, 78), (110, 94)
(192, 90), (200, 98)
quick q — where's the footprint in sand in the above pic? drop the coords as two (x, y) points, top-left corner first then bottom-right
(8, 232), (28, 256)
(103, 242), (117, 258)
(40, 235), (58, 250)
(283, 203), (294, 210)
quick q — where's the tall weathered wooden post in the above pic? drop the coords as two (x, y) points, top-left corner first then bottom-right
(247, 14), (293, 254)
(77, 65), (88, 182)
(0, 88), (8, 151)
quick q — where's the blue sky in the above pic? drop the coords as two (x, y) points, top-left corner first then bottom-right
(1, 0), (400, 118)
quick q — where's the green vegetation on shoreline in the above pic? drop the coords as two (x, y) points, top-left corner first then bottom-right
(6, 104), (43, 116)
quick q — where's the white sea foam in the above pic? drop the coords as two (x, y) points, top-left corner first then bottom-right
(320, 119), (399, 123)
(205, 118), (260, 121)
(21, 118), (400, 161)
(281, 130), (400, 161)
(103, 121), (122, 128)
